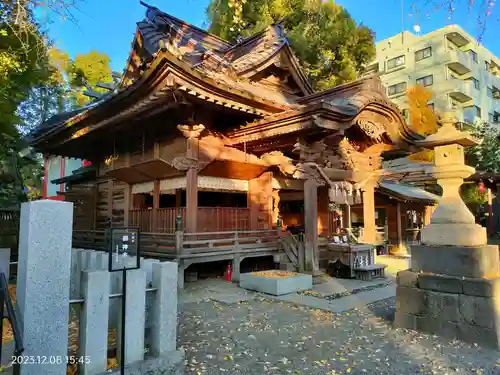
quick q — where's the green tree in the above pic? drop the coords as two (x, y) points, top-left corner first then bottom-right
(67, 50), (114, 107)
(207, 0), (376, 89)
(466, 119), (500, 173)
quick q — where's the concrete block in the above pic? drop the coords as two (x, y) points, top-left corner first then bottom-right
(462, 277), (500, 298)
(240, 271), (312, 296)
(142, 259), (160, 287)
(456, 322), (500, 349)
(418, 273), (463, 294)
(422, 290), (460, 322)
(17, 200), (73, 375)
(97, 350), (185, 375)
(70, 249), (84, 299)
(150, 262), (178, 356)
(458, 294), (500, 329)
(415, 316), (458, 339)
(411, 244), (500, 278)
(117, 268), (146, 366)
(395, 286), (426, 316)
(0, 248), (11, 282)
(95, 252), (108, 270)
(80, 270), (110, 375)
(393, 311), (416, 330)
(396, 269), (418, 288)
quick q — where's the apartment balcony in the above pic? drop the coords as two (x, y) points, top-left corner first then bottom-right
(444, 78), (475, 103)
(446, 49), (472, 75)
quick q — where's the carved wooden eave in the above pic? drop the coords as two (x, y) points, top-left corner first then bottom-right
(223, 25), (314, 96)
(29, 48), (293, 154)
(225, 102), (354, 150)
(299, 75), (423, 146)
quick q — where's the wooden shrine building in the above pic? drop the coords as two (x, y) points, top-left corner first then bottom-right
(28, 3), (437, 276)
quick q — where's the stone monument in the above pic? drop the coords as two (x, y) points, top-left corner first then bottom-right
(394, 112), (500, 349)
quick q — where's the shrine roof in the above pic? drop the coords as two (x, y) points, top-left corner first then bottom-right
(378, 181), (440, 204)
(28, 4), (421, 156)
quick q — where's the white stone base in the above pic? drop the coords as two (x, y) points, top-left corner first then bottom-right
(420, 223), (487, 247)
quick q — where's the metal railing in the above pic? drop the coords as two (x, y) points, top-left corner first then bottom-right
(69, 287), (158, 305)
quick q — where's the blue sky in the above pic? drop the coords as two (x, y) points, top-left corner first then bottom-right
(44, 0), (500, 73)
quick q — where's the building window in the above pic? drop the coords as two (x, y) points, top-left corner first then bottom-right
(387, 55), (405, 69)
(464, 105), (481, 123)
(489, 112), (499, 124)
(493, 86), (500, 99)
(488, 87), (493, 98)
(471, 78), (480, 90)
(415, 47), (432, 62)
(416, 75), (433, 87)
(469, 50), (478, 63)
(486, 61), (491, 72)
(387, 82), (407, 96)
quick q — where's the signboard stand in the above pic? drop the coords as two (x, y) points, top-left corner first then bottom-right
(107, 227), (140, 375)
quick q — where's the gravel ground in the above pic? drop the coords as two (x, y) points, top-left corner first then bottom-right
(179, 297), (500, 375)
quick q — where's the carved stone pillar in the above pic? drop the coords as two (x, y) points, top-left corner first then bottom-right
(178, 124), (204, 233)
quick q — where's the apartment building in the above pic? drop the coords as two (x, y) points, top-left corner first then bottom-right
(366, 25), (500, 125)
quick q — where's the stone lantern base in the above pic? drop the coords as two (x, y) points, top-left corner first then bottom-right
(394, 245), (500, 349)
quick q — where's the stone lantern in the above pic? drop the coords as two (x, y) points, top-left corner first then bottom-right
(394, 111), (500, 349)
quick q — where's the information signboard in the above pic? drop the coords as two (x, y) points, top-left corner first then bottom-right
(107, 227), (140, 272)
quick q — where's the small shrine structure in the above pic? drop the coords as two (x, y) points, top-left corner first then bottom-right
(28, 3), (437, 276)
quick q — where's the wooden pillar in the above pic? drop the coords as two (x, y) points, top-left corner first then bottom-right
(393, 201), (408, 255)
(185, 135), (199, 234)
(123, 184), (131, 227)
(317, 186), (329, 237)
(107, 179), (113, 227)
(175, 189), (182, 208)
(178, 124), (204, 234)
(152, 180), (160, 232)
(359, 181), (376, 244)
(185, 168), (198, 233)
(304, 178), (319, 272)
(396, 202), (403, 248)
(248, 172), (273, 230)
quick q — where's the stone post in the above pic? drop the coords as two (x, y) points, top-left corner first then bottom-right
(80, 270), (110, 375)
(117, 268), (146, 366)
(0, 248), (10, 282)
(150, 262), (178, 356)
(394, 112), (500, 349)
(17, 200), (73, 375)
